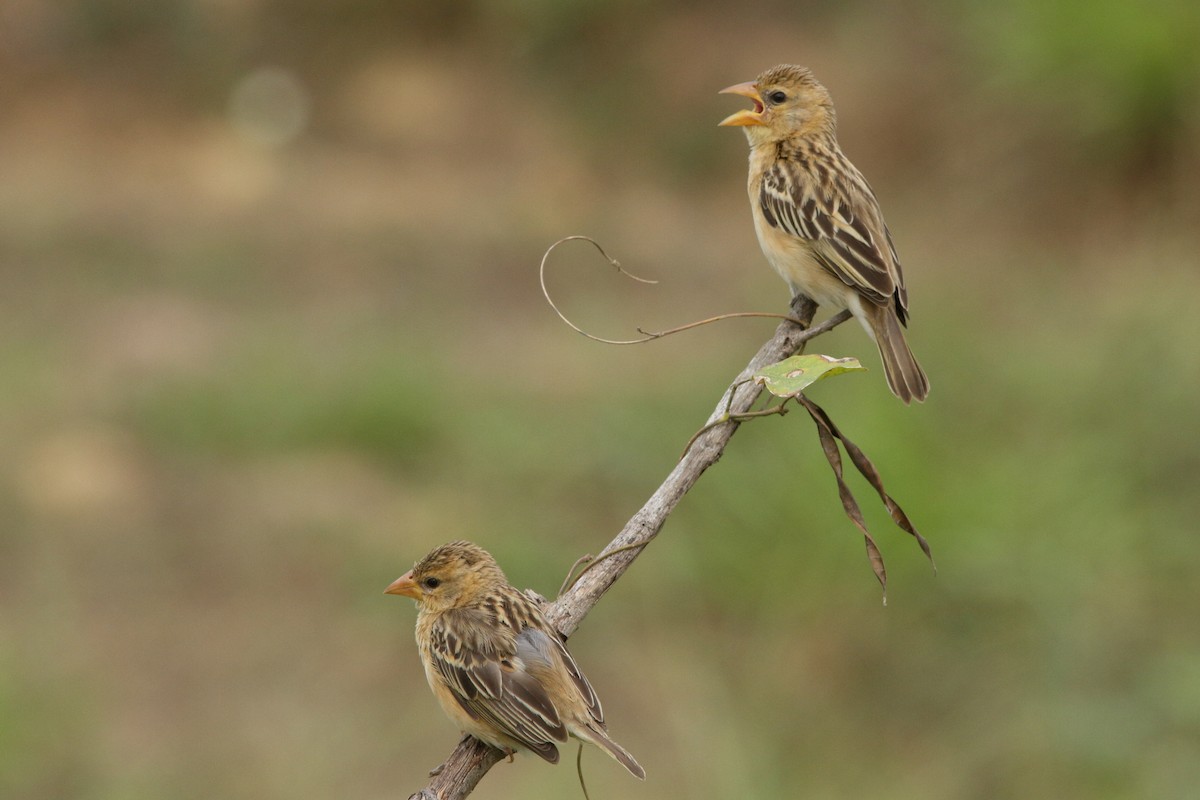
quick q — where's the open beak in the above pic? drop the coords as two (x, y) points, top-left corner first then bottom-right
(718, 81), (766, 127)
(384, 569), (420, 598)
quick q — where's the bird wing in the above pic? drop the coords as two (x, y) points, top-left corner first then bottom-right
(429, 611), (568, 759)
(532, 625), (604, 725)
(759, 157), (907, 317)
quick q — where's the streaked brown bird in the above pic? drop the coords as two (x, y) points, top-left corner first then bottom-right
(385, 541), (645, 779)
(720, 64), (929, 403)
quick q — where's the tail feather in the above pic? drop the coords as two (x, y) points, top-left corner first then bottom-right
(863, 304), (929, 404)
(576, 724), (646, 780)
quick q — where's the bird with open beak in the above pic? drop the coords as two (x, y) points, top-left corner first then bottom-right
(720, 64), (929, 403)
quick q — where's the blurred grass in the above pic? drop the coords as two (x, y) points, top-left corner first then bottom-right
(2, 1), (1200, 799)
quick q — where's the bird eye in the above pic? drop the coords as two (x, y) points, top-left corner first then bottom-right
(767, 90), (787, 105)
(422, 577), (441, 589)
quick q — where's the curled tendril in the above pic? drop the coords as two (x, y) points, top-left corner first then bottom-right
(539, 235), (660, 345)
(539, 234), (811, 344)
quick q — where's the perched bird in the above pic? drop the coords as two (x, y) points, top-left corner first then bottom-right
(384, 541), (645, 779)
(720, 64), (929, 403)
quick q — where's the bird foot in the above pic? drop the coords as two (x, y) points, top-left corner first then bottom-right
(789, 292), (818, 321)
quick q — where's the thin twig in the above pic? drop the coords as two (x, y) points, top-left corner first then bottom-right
(634, 311), (807, 339)
(558, 542), (648, 597)
(576, 744), (591, 800)
(559, 553), (596, 598)
(539, 235), (812, 344)
(678, 402), (791, 461)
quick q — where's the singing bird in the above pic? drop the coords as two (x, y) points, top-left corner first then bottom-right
(720, 64), (929, 403)
(385, 541), (645, 779)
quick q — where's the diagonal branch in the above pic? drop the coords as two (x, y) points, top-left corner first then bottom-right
(406, 295), (843, 800)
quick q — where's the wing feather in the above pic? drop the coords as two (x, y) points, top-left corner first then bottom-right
(429, 611), (570, 756)
(758, 156), (904, 310)
(526, 627), (603, 724)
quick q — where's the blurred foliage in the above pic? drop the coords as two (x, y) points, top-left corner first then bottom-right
(126, 340), (442, 469)
(2, 1), (1199, 799)
(965, 0), (1200, 183)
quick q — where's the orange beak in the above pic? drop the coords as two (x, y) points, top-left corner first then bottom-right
(384, 569), (420, 598)
(718, 81), (766, 127)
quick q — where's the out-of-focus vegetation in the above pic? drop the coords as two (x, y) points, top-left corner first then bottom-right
(2, 2), (1199, 798)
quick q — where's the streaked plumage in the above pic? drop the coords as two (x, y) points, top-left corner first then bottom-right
(721, 64), (929, 403)
(385, 541), (645, 780)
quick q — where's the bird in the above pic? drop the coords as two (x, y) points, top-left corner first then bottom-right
(384, 540), (645, 779)
(720, 64), (929, 403)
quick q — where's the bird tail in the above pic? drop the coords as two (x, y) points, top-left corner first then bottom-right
(577, 724), (646, 780)
(863, 303), (929, 404)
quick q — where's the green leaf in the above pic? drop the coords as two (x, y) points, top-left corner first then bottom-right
(752, 355), (864, 398)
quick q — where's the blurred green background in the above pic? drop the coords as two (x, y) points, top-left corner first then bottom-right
(3, 1), (1199, 798)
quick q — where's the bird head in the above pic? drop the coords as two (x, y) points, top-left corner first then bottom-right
(719, 64), (836, 145)
(384, 540), (507, 614)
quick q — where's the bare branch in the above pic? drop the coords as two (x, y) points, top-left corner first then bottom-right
(546, 293), (823, 637)
(407, 736), (503, 800)
(408, 294), (836, 798)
